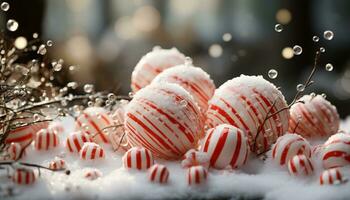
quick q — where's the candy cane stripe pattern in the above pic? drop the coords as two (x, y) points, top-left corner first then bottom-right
(187, 165), (208, 185)
(181, 149), (210, 168)
(5, 125), (34, 147)
(7, 142), (22, 160)
(131, 47), (186, 92)
(84, 169), (102, 180)
(66, 131), (93, 153)
(76, 107), (114, 144)
(206, 75), (289, 154)
(148, 164), (169, 184)
(201, 124), (249, 169)
(12, 168), (36, 185)
(287, 155), (314, 176)
(125, 83), (204, 160)
(152, 65), (215, 115)
(79, 142), (105, 160)
(48, 121), (65, 134)
(321, 133), (350, 169)
(272, 133), (311, 166)
(289, 94), (339, 139)
(49, 158), (66, 170)
(319, 168), (346, 185)
(34, 129), (59, 151)
(123, 147), (154, 170)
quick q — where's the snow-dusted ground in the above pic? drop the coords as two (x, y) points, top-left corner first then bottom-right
(1, 116), (350, 200)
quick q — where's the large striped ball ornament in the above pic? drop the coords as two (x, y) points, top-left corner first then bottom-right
(181, 149), (210, 168)
(66, 131), (93, 153)
(206, 75), (289, 154)
(321, 133), (350, 169)
(12, 168), (36, 185)
(84, 169), (102, 180)
(79, 142), (105, 160)
(289, 94), (339, 138)
(131, 47), (186, 92)
(34, 129), (59, 151)
(272, 133), (311, 166)
(5, 125), (35, 147)
(148, 164), (169, 184)
(187, 165), (208, 185)
(125, 83), (204, 160)
(7, 142), (22, 160)
(123, 147), (154, 170)
(152, 64), (215, 115)
(201, 124), (249, 169)
(287, 155), (314, 177)
(76, 107), (114, 144)
(48, 121), (65, 134)
(319, 168), (347, 185)
(49, 157), (66, 170)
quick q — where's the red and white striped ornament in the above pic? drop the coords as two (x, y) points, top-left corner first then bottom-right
(84, 169), (102, 180)
(48, 121), (65, 134)
(131, 47), (186, 92)
(79, 142), (105, 160)
(66, 131), (93, 153)
(122, 147), (154, 170)
(125, 83), (204, 160)
(152, 64), (215, 115)
(289, 94), (339, 138)
(48, 157), (66, 170)
(7, 142), (22, 160)
(206, 75), (289, 154)
(271, 133), (311, 166)
(12, 168), (36, 185)
(319, 168), (347, 185)
(187, 165), (208, 185)
(76, 107), (114, 144)
(321, 133), (350, 169)
(200, 124), (249, 169)
(5, 125), (35, 148)
(148, 164), (169, 184)
(34, 129), (59, 151)
(181, 149), (210, 169)
(287, 154), (314, 176)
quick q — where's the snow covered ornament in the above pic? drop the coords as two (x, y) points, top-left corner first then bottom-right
(48, 157), (66, 170)
(84, 169), (102, 180)
(5, 125), (35, 148)
(152, 64), (216, 115)
(34, 129), (59, 151)
(124, 83), (204, 160)
(319, 168), (347, 185)
(200, 124), (249, 169)
(48, 121), (65, 134)
(123, 147), (154, 170)
(7, 142), (22, 160)
(321, 133), (350, 169)
(79, 142), (105, 160)
(287, 154), (314, 176)
(148, 164), (169, 184)
(289, 94), (339, 138)
(206, 75), (289, 154)
(12, 168), (36, 185)
(187, 165), (208, 185)
(131, 47), (186, 92)
(181, 149), (210, 168)
(76, 107), (115, 144)
(66, 131), (93, 153)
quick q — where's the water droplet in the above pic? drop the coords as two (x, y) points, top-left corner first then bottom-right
(33, 114), (40, 122)
(84, 84), (94, 93)
(51, 61), (63, 71)
(208, 44), (223, 58)
(37, 44), (47, 55)
(33, 33), (39, 38)
(222, 33), (232, 42)
(321, 93), (327, 98)
(296, 84), (305, 92)
(14, 36), (27, 50)
(312, 36), (319, 42)
(6, 19), (19, 32)
(293, 45), (302, 55)
(67, 81), (78, 89)
(268, 69), (278, 79)
(69, 65), (76, 71)
(323, 30), (334, 40)
(320, 47), (326, 53)
(128, 92), (134, 98)
(107, 93), (116, 101)
(274, 24), (283, 32)
(184, 57), (192, 66)
(310, 92), (316, 98)
(1, 2), (9, 11)
(87, 101), (94, 107)
(46, 40), (53, 47)
(325, 63), (333, 71)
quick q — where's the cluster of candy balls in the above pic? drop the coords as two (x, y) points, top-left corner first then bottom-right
(2, 47), (349, 187)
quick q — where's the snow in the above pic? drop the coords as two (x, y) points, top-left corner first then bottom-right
(1, 116), (350, 200)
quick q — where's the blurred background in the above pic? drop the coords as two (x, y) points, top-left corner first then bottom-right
(1, 0), (350, 117)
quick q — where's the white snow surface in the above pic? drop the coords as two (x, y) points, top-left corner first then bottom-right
(1, 116), (350, 200)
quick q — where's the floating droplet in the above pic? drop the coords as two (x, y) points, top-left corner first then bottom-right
(67, 82), (78, 89)
(268, 69), (278, 79)
(310, 92), (316, 98)
(323, 30), (334, 40)
(321, 93), (327, 98)
(46, 40), (53, 47)
(37, 44), (47, 55)
(33, 33), (39, 38)
(222, 33), (232, 42)
(69, 65), (76, 71)
(84, 84), (94, 93)
(6, 19), (19, 32)
(296, 84), (305, 92)
(14, 36), (27, 49)
(320, 47), (325, 53)
(52, 60), (63, 71)
(293, 45), (302, 55)
(208, 44), (223, 58)
(312, 36), (319, 42)
(107, 93), (116, 101)
(274, 24), (283, 32)
(184, 57), (192, 66)
(1, 2), (10, 11)
(325, 63), (333, 71)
